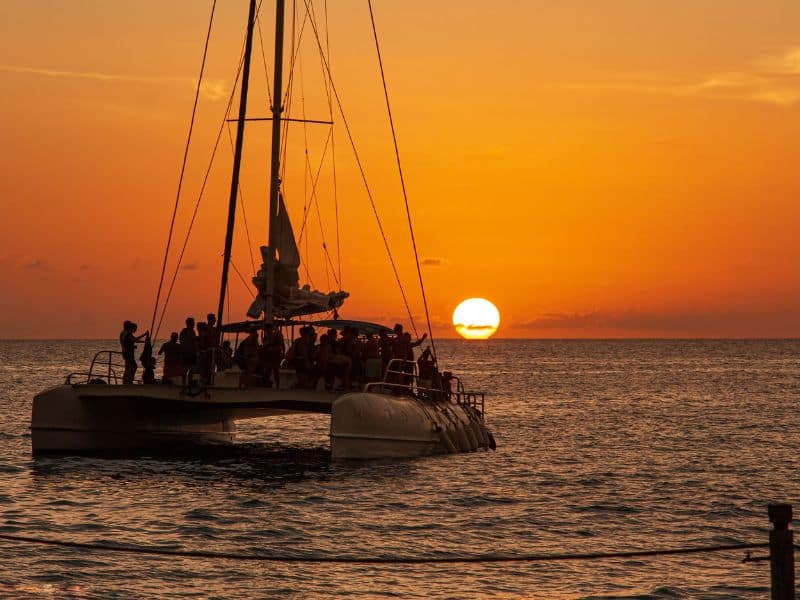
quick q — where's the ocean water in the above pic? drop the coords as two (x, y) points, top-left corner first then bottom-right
(0, 339), (798, 599)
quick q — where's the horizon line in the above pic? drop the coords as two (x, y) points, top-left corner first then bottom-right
(1, 336), (798, 342)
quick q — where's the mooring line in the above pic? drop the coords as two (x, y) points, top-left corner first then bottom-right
(0, 533), (768, 564)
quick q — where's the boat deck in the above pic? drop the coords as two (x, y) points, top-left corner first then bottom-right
(74, 383), (340, 418)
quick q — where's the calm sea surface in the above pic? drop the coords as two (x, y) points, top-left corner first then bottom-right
(0, 339), (799, 599)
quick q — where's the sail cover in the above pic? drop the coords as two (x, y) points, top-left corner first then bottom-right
(274, 192), (300, 273)
(247, 192), (348, 319)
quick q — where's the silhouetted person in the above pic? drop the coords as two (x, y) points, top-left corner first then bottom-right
(235, 330), (260, 387)
(378, 329), (392, 376)
(158, 332), (182, 382)
(179, 317), (198, 387)
(199, 313), (218, 383)
(287, 326), (316, 388)
(219, 340), (234, 370)
(120, 321), (148, 384)
(140, 333), (156, 384)
(364, 333), (381, 381)
(263, 323), (284, 388)
(417, 347), (435, 386)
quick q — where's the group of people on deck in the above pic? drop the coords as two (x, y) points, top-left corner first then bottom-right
(285, 323), (427, 391)
(120, 314), (223, 386)
(119, 317), (433, 392)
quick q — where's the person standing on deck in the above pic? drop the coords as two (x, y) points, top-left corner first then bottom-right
(120, 321), (148, 384)
(200, 313), (218, 383)
(263, 323), (284, 388)
(391, 325), (427, 386)
(158, 332), (182, 382)
(378, 329), (392, 376)
(179, 317), (199, 387)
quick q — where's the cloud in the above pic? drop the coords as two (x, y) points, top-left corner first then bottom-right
(420, 257), (448, 267)
(513, 308), (800, 335)
(22, 259), (51, 271)
(0, 65), (228, 101)
(455, 323), (495, 331)
(181, 262), (199, 271)
(199, 79), (228, 101)
(543, 47), (800, 106)
(516, 310), (723, 332)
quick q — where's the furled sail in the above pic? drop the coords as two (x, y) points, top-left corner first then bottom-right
(247, 193), (348, 319)
(274, 192), (300, 280)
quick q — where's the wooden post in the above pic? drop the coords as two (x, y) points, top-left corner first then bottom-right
(769, 503), (795, 600)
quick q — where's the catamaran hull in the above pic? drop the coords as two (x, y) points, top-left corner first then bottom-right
(31, 385), (493, 459)
(30, 383), (335, 455)
(329, 392), (493, 459)
(31, 384), (236, 454)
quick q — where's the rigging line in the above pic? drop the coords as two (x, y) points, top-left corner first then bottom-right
(308, 150), (338, 290)
(296, 127), (332, 244)
(299, 56), (332, 291)
(300, 0), (418, 334)
(255, 12), (272, 107)
(278, 0), (298, 182)
(310, 0), (342, 289)
(282, 2), (311, 109)
(323, 0), (343, 289)
(279, 0), (310, 180)
(367, 0), (435, 356)
(225, 121), (257, 274)
(155, 46), (245, 341)
(150, 0), (217, 337)
(154, 1), (265, 339)
(0, 533), (769, 564)
(302, 58), (312, 286)
(230, 258), (256, 299)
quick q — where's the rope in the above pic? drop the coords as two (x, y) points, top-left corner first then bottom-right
(300, 0), (418, 334)
(367, 0), (435, 356)
(0, 533), (768, 565)
(149, 0), (217, 336)
(230, 259), (256, 299)
(154, 44), (244, 340)
(323, 0), (342, 289)
(225, 122), (257, 274)
(153, 0), (267, 339)
(255, 12), (273, 107)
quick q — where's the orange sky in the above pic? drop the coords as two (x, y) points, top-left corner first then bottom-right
(1, 1), (799, 339)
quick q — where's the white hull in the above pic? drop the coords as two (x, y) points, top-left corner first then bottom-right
(330, 392), (493, 459)
(31, 383), (334, 454)
(32, 384), (494, 458)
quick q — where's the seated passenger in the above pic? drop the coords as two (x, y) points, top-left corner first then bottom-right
(218, 340), (234, 371)
(287, 326), (315, 388)
(363, 333), (382, 381)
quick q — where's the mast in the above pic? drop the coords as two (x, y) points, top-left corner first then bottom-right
(264, 0), (286, 323)
(215, 0), (258, 342)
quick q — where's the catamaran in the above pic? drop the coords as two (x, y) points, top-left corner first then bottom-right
(31, 0), (495, 458)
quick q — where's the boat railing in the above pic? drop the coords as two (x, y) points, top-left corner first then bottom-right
(65, 350), (127, 385)
(363, 359), (486, 415)
(449, 375), (485, 415)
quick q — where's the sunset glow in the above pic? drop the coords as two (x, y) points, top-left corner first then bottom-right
(1, 2), (799, 339)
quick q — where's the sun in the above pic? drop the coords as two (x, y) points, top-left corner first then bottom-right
(452, 298), (500, 340)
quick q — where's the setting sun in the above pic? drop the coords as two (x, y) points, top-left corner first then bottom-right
(453, 298), (500, 340)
